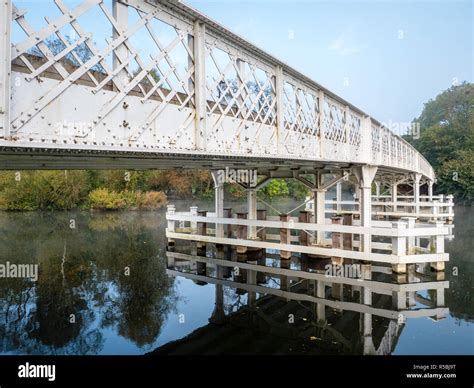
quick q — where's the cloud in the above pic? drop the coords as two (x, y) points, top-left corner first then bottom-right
(328, 35), (363, 56)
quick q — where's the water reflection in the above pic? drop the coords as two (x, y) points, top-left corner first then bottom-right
(0, 211), (176, 354)
(0, 205), (472, 355)
(159, 246), (449, 355)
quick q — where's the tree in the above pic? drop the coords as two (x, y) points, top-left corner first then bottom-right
(405, 82), (474, 204)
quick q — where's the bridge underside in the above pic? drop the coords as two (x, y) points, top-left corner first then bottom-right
(0, 146), (417, 177)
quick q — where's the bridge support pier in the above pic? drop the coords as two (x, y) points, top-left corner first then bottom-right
(247, 188), (258, 240)
(413, 173), (422, 215)
(211, 171), (224, 239)
(353, 165), (378, 253)
(391, 177), (398, 212)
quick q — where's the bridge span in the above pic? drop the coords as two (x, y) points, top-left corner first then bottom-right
(0, 0), (453, 274)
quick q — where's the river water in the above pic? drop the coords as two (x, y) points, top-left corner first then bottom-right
(0, 201), (472, 355)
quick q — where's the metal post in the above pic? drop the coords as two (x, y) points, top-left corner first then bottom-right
(298, 211), (310, 246)
(331, 216), (343, 266)
(224, 207), (232, 238)
(428, 180), (434, 202)
(275, 65), (284, 154)
(236, 212), (248, 254)
(197, 210), (207, 249)
(336, 181), (342, 212)
(167, 205), (176, 246)
(247, 188), (257, 239)
(257, 209), (267, 240)
(190, 206), (198, 233)
(402, 216), (416, 254)
(112, 0), (129, 88)
(193, 21), (206, 150)
(446, 194), (454, 223)
(318, 90), (325, 158)
(355, 165), (377, 253)
(392, 220), (407, 274)
(391, 178), (398, 212)
(0, 0), (12, 138)
(211, 171), (224, 238)
(413, 173), (421, 215)
(279, 214), (291, 259)
(430, 221), (445, 271)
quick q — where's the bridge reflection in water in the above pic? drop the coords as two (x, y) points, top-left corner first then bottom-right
(154, 244), (448, 355)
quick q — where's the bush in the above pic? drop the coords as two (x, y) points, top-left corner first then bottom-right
(88, 188), (167, 210)
(136, 191), (167, 210)
(0, 171), (89, 210)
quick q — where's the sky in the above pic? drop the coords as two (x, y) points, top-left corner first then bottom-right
(186, 0), (473, 132)
(12, 0), (473, 134)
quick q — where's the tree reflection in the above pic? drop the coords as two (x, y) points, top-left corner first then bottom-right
(0, 211), (176, 354)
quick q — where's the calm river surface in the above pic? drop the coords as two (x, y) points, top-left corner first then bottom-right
(0, 201), (472, 355)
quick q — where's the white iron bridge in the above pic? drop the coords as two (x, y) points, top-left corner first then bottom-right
(0, 0), (434, 180)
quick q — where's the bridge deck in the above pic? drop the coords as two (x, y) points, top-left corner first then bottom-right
(0, 0), (434, 180)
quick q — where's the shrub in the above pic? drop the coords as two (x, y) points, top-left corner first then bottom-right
(136, 191), (167, 209)
(88, 189), (167, 210)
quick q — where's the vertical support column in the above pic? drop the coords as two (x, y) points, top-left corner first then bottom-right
(0, 0), (12, 138)
(197, 210), (207, 249)
(209, 265), (225, 324)
(430, 221), (446, 271)
(236, 58), (246, 118)
(402, 217), (416, 254)
(112, 0), (129, 88)
(211, 171), (224, 238)
(166, 205), (176, 247)
(247, 188), (257, 239)
(298, 211), (310, 246)
(391, 177), (398, 212)
(236, 212), (248, 254)
(354, 166), (378, 253)
(190, 206), (198, 233)
(360, 263), (373, 354)
(374, 180), (381, 198)
(343, 214), (353, 250)
(223, 207), (232, 238)
(315, 280), (325, 321)
(193, 21), (206, 150)
(439, 194), (445, 217)
(446, 195), (454, 223)
(428, 180), (434, 202)
(275, 65), (284, 154)
(318, 90), (325, 158)
(392, 290), (407, 310)
(280, 214), (291, 259)
(257, 209), (267, 240)
(336, 181), (342, 212)
(331, 216), (343, 266)
(313, 171), (326, 245)
(392, 220), (407, 274)
(432, 199), (439, 221)
(413, 173), (422, 216)
(313, 189), (326, 244)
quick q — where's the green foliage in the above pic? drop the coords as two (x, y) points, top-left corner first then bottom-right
(0, 171), (89, 210)
(406, 82), (474, 204)
(88, 189), (167, 210)
(437, 150), (474, 204)
(259, 179), (289, 199)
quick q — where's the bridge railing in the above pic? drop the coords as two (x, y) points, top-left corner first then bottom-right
(2, 0), (434, 180)
(166, 205), (449, 267)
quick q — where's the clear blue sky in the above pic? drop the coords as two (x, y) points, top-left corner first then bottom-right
(186, 0), (473, 130)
